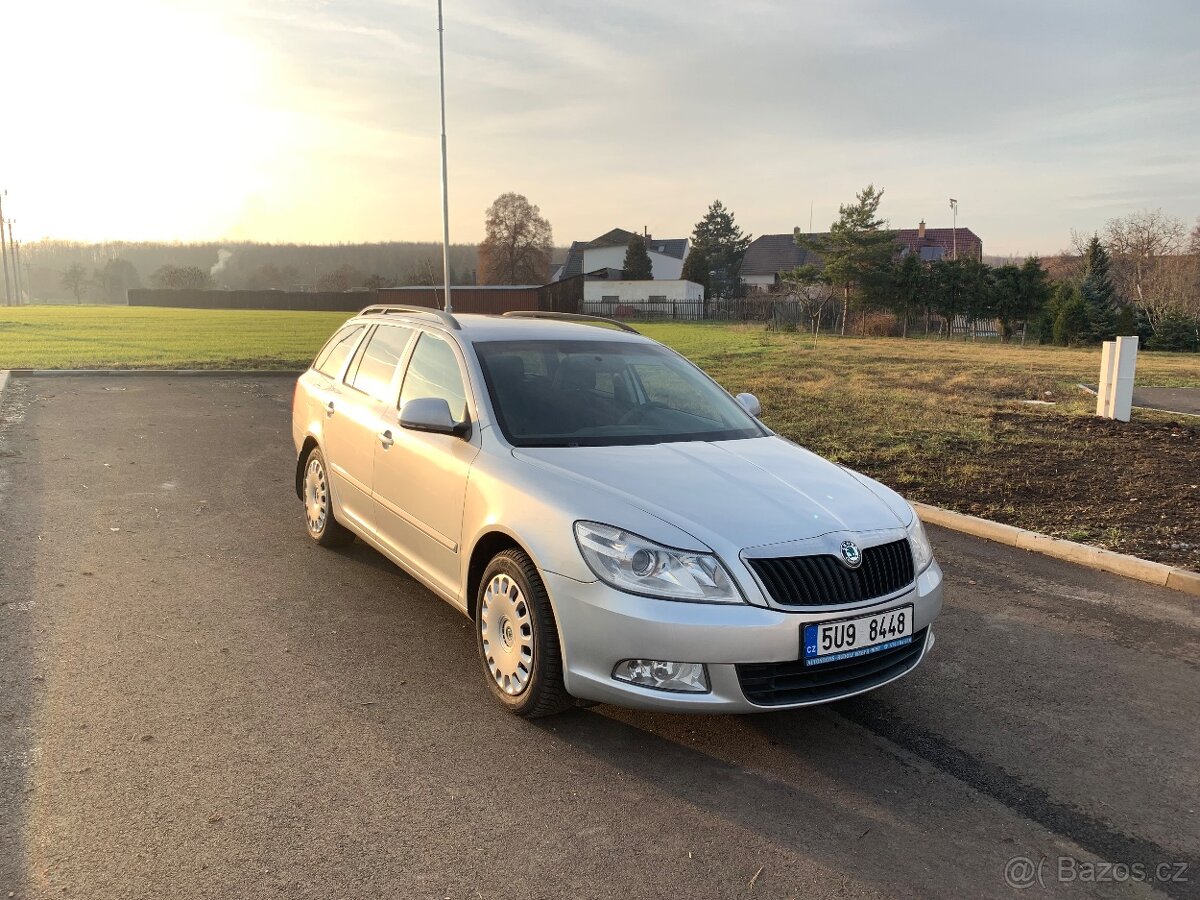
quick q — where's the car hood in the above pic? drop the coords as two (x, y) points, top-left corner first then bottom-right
(514, 436), (911, 551)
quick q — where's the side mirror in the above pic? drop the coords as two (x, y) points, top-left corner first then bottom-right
(735, 392), (761, 417)
(399, 397), (469, 437)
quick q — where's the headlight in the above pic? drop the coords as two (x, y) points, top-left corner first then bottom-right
(573, 521), (742, 603)
(906, 509), (934, 573)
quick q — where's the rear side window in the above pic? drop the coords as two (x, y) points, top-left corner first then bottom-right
(313, 325), (365, 378)
(400, 334), (468, 421)
(347, 325), (414, 400)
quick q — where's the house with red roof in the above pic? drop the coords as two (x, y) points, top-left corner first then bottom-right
(740, 220), (983, 291)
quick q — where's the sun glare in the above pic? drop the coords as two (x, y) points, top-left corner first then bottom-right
(7, 0), (288, 241)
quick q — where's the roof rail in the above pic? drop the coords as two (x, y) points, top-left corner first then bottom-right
(501, 310), (640, 334)
(359, 304), (461, 330)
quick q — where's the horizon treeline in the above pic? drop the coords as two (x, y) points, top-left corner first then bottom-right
(22, 240), (489, 302)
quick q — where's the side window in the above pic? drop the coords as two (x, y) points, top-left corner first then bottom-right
(313, 325), (365, 378)
(347, 325), (414, 401)
(400, 334), (468, 422)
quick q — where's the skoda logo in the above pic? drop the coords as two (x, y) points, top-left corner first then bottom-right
(840, 540), (862, 568)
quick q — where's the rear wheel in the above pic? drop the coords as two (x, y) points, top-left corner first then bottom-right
(476, 549), (571, 718)
(302, 447), (354, 548)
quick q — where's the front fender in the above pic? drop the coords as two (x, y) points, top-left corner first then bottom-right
(461, 448), (708, 589)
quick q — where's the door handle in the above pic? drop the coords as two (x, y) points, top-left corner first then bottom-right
(379, 429), (394, 449)
(325, 401), (335, 417)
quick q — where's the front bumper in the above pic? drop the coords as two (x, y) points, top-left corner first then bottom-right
(544, 559), (943, 712)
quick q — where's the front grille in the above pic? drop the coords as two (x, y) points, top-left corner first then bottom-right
(746, 538), (914, 607)
(737, 628), (928, 706)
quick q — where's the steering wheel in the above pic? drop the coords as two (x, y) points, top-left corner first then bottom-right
(618, 401), (669, 426)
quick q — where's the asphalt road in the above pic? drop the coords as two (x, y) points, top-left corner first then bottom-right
(1, 375), (1197, 900)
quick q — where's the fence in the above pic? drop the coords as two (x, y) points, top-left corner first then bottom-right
(582, 298), (705, 321)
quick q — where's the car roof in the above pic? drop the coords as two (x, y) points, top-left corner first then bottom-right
(351, 310), (656, 344)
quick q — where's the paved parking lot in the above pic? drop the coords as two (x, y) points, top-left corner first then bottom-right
(1, 375), (1197, 900)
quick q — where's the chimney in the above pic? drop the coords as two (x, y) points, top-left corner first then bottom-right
(918, 219), (926, 239)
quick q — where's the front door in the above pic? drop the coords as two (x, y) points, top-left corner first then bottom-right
(373, 331), (480, 601)
(325, 324), (414, 534)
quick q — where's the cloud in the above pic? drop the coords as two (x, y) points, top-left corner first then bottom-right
(12, 0), (1199, 254)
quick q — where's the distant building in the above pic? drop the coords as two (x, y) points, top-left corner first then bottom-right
(740, 221), (984, 290)
(551, 228), (689, 281)
(583, 278), (704, 312)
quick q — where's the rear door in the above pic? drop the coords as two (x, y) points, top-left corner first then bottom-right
(372, 331), (480, 600)
(324, 323), (415, 534)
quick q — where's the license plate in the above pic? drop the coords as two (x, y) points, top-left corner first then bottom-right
(803, 605), (914, 667)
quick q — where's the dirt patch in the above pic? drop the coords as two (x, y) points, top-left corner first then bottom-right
(888, 412), (1200, 570)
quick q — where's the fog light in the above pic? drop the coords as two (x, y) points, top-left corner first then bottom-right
(612, 659), (710, 693)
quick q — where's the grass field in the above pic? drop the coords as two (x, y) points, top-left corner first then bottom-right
(0, 306), (350, 370)
(3, 306), (1198, 568)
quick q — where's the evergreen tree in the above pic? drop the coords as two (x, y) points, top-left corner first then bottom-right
(1079, 235), (1117, 343)
(1052, 282), (1088, 346)
(1017, 257), (1051, 344)
(680, 246), (711, 298)
(689, 200), (751, 300)
(892, 252), (926, 337)
(799, 185), (896, 335)
(990, 264), (1023, 341)
(622, 234), (654, 280)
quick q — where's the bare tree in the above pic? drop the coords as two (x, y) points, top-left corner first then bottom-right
(60, 263), (88, 303)
(1104, 209), (1188, 327)
(778, 264), (836, 338)
(478, 193), (552, 285)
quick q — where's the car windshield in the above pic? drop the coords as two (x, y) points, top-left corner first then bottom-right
(474, 339), (766, 447)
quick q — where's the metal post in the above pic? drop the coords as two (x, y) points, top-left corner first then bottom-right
(949, 198), (958, 260)
(0, 194), (11, 305)
(436, 0), (453, 313)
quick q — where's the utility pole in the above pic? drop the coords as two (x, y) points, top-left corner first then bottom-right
(7, 221), (20, 304)
(15, 240), (27, 304)
(436, 0), (453, 313)
(949, 198), (958, 260)
(0, 193), (11, 305)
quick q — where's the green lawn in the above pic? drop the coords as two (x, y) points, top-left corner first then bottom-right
(0, 306), (353, 370)
(2, 306), (1198, 568)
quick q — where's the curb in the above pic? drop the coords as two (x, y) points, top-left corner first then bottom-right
(0, 370), (8, 405)
(912, 502), (1200, 596)
(9, 369), (304, 377)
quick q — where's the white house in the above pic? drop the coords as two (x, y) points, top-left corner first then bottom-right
(553, 228), (689, 282)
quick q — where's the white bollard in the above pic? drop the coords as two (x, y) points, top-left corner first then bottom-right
(1108, 335), (1138, 422)
(1097, 341), (1116, 417)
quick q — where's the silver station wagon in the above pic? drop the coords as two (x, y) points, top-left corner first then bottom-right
(293, 306), (943, 717)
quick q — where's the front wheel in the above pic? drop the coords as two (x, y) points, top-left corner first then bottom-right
(302, 447), (354, 548)
(476, 549), (571, 717)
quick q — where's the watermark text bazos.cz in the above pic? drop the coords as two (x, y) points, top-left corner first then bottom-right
(1004, 855), (1190, 890)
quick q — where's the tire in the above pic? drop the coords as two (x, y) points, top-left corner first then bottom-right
(476, 549), (572, 718)
(301, 447), (354, 548)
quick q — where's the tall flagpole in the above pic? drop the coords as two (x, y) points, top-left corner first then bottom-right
(437, 0), (453, 313)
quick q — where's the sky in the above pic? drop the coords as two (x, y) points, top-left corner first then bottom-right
(4, 0), (1199, 255)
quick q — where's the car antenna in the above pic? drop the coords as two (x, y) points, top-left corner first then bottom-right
(436, 0), (453, 315)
